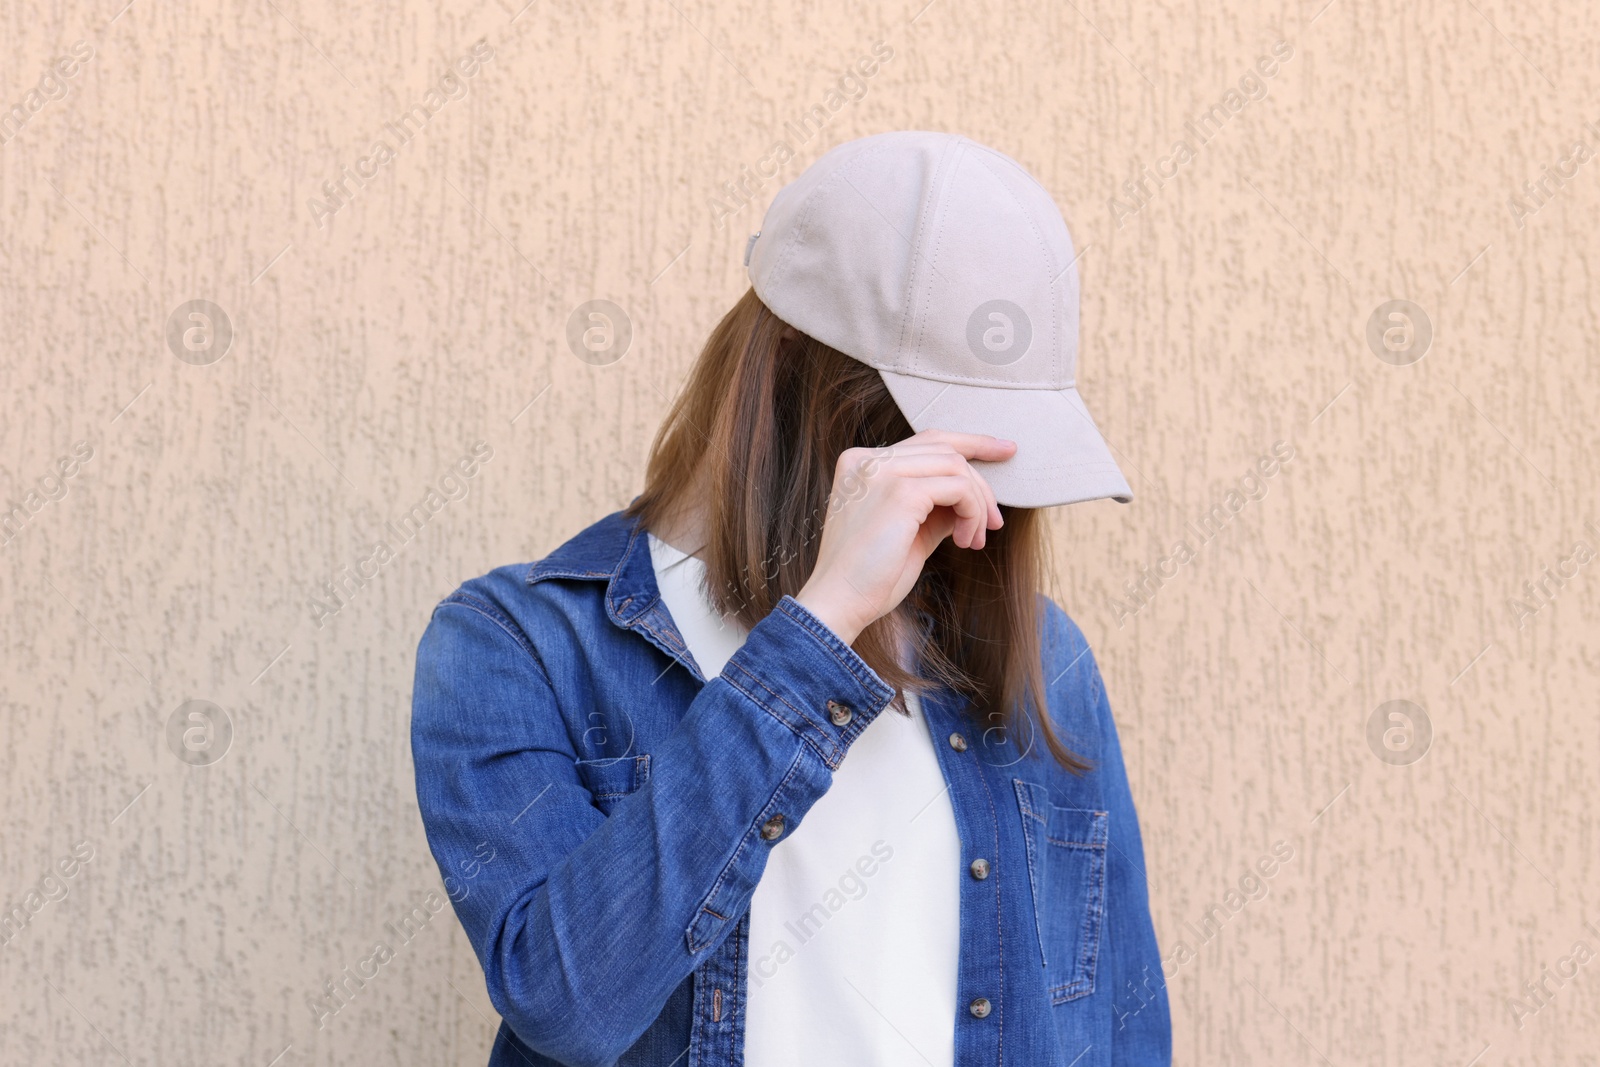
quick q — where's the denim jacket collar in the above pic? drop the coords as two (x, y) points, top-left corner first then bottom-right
(528, 504), (709, 682)
(526, 504), (638, 588)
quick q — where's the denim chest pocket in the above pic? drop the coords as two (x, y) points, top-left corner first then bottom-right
(1013, 779), (1109, 1004)
(575, 754), (651, 815)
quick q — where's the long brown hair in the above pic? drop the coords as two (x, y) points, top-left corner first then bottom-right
(625, 289), (1087, 772)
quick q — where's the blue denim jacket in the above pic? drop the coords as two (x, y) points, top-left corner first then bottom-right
(411, 507), (1171, 1066)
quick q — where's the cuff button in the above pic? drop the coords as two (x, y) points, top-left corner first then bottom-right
(826, 700), (854, 726)
(760, 814), (786, 840)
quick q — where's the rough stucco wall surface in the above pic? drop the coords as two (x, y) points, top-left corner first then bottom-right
(1, 0), (1596, 1062)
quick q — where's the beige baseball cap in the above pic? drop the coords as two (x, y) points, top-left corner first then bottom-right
(744, 130), (1131, 508)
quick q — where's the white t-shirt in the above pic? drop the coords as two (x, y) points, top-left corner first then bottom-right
(648, 533), (960, 1066)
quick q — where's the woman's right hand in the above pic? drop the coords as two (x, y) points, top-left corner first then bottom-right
(794, 429), (1016, 646)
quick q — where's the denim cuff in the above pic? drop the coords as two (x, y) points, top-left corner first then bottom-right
(716, 594), (897, 770)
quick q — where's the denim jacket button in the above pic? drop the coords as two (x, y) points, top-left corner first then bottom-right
(948, 732), (968, 752)
(826, 700), (853, 727)
(760, 814), (786, 840)
(969, 858), (990, 880)
(968, 997), (991, 1018)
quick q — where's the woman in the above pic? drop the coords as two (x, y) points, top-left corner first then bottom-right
(412, 131), (1170, 1066)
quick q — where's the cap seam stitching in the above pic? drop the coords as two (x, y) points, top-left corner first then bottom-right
(904, 136), (966, 378)
(896, 134), (960, 377)
(760, 138), (904, 325)
(965, 148), (1063, 383)
(884, 369), (1081, 388)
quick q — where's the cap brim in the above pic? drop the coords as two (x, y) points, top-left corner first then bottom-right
(876, 371), (1132, 508)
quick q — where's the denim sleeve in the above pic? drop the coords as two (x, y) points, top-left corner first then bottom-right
(410, 591), (896, 1067)
(1090, 653), (1173, 1064)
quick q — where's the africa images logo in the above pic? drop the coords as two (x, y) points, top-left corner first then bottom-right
(166, 700), (233, 766)
(966, 300), (1032, 366)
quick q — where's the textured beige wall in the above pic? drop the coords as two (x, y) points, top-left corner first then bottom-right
(3, 0), (1597, 1063)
